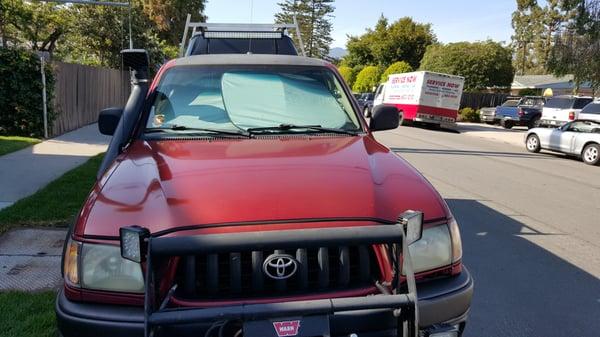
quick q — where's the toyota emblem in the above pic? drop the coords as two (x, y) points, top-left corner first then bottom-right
(263, 254), (299, 280)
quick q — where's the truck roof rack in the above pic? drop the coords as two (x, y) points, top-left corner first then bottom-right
(179, 14), (306, 57)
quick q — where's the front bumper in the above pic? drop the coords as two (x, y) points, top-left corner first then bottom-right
(56, 267), (473, 337)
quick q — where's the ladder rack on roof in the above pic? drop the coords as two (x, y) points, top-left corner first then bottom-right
(179, 14), (306, 57)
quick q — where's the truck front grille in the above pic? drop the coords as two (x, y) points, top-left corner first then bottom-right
(174, 246), (380, 300)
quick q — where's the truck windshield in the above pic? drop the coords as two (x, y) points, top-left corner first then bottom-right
(146, 65), (360, 134)
(502, 100), (519, 107)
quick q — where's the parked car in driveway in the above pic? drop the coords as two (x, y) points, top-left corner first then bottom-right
(56, 51), (473, 337)
(526, 120), (600, 165)
(578, 101), (600, 123)
(479, 99), (518, 125)
(539, 96), (593, 128)
(495, 96), (546, 129)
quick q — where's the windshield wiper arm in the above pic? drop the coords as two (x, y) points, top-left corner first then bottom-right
(247, 124), (359, 136)
(145, 125), (250, 138)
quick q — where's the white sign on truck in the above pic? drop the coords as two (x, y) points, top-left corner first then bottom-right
(373, 71), (465, 127)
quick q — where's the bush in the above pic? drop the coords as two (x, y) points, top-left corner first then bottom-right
(458, 107), (481, 123)
(0, 48), (55, 137)
(380, 61), (413, 83)
(352, 65), (382, 93)
(338, 65), (355, 87)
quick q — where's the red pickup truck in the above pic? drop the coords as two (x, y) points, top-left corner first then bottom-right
(56, 51), (473, 337)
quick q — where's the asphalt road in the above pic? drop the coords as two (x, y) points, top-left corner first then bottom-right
(375, 124), (600, 337)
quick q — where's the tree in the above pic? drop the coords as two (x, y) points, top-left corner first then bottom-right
(343, 16), (436, 69)
(352, 66), (381, 93)
(337, 65), (355, 87)
(380, 61), (412, 83)
(419, 41), (515, 91)
(547, 0), (600, 95)
(511, 0), (543, 75)
(275, 0), (335, 58)
(140, 0), (207, 45)
(0, 0), (73, 54)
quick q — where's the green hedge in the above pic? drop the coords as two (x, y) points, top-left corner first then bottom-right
(458, 107), (480, 123)
(0, 48), (55, 137)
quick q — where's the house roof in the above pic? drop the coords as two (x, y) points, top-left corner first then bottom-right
(512, 74), (591, 89)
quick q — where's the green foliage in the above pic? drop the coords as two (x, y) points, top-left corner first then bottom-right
(0, 154), (103, 233)
(353, 65), (382, 93)
(343, 16), (436, 69)
(458, 108), (480, 123)
(510, 0), (580, 75)
(337, 65), (354, 87)
(275, 0), (335, 58)
(0, 0), (73, 53)
(0, 48), (55, 137)
(547, 0), (599, 95)
(419, 41), (514, 91)
(380, 61), (413, 83)
(0, 136), (40, 156)
(0, 291), (57, 337)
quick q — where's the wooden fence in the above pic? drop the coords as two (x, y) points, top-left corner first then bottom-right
(459, 92), (511, 110)
(51, 62), (130, 136)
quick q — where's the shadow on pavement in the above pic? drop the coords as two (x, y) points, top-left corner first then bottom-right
(449, 199), (600, 337)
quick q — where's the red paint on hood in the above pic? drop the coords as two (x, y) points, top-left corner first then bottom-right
(75, 135), (449, 238)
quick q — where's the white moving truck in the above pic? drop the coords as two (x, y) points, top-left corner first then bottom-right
(373, 71), (465, 127)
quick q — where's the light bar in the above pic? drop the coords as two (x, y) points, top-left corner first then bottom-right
(398, 210), (424, 245)
(120, 226), (150, 263)
(203, 31), (283, 39)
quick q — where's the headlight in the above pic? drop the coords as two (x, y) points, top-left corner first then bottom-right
(408, 224), (453, 274)
(64, 238), (144, 293)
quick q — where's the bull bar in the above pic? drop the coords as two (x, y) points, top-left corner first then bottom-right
(137, 221), (421, 337)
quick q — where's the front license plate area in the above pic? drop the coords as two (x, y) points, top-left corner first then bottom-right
(244, 316), (330, 337)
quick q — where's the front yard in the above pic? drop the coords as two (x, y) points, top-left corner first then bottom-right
(0, 136), (40, 156)
(0, 153), (103, 234)
(0, 291), (57, 337)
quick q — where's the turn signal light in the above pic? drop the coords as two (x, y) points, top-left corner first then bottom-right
(63, 239), (81, 287)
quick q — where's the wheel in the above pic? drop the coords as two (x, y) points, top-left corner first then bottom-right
(501, 119), (514, 129)
(364, 106), (371, 118)
(528, 116), (541, 129)
(526, 134), (541, 153)
(485, 121), (495, 125)
(582, 143), (600, 165)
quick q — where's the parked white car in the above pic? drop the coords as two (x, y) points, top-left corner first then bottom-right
(525, 120), (600, 165)
(578, 101), (600, 123)
(539, 96), (594, 127)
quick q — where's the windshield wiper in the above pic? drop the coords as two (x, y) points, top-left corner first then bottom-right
(246, 124), (360, 136)
(145, 125), (250, 138)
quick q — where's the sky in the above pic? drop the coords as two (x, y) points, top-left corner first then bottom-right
(204, 0), (519, 48)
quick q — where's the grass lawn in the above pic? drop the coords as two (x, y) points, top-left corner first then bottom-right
(0, 154), (104, 234)
(0, 291), (57, 337)
(0, 136), (41, 156)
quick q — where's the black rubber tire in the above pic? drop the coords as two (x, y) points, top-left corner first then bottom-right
(582, 143), (600, 166)
(526, 134), (541, 153)
(501, 119), (514, 129)
(528, 116), (541, 129)
(485, 121), (495, 125)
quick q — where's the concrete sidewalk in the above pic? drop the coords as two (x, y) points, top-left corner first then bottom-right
(0, 124), (110, 210)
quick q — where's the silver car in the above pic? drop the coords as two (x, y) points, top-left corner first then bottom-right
(525, 120), (600, 165)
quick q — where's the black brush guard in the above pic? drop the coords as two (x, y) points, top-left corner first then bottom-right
(143, 223), (419, 337)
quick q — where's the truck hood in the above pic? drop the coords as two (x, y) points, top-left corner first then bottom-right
(76, 135), (449, 238)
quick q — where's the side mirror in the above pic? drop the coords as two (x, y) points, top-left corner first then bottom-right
(98, 107), (123, 135)
(398, 210), (424, 245)
(369, 105), (401, 131)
